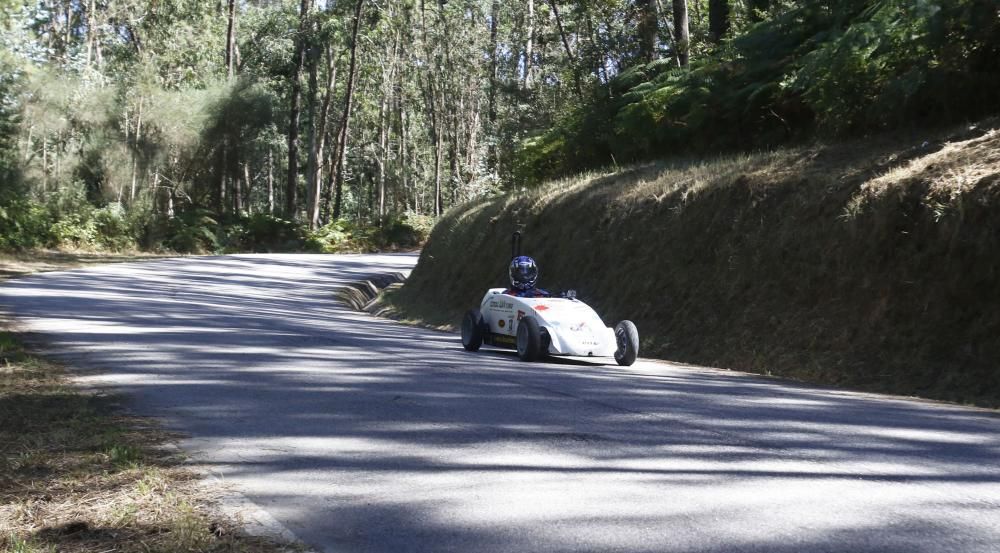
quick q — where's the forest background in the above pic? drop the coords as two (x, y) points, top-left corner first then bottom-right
(0, 0), (997, 254)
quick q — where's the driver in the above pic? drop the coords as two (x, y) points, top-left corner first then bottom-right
(506, 256), (550, 298)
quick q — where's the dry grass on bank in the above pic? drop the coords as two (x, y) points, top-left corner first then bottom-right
(390, 120), (1000, 407)
(0, 260), (294, 553)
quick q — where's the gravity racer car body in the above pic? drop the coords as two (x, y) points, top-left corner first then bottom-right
(460, 233), (639, 366)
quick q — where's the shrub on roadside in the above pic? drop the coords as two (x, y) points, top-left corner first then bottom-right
(161, 209), (220, 254)
(0, 195), (52, 250)
(379, 214), (432, 249)
(46, 202), (140, 252)
(223, 213), (307, 253)
(307, 214), (431, 253)
(306, 219), (353, 253)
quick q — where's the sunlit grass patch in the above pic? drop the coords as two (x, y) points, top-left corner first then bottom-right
(0, 328), (292, 553)
(0, 346), (287, 551)
(0, 250), (174, 280)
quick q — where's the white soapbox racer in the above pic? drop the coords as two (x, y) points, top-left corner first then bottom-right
(460, 233), (639, 366)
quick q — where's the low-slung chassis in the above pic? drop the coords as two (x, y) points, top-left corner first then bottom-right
(461, 288), (639, 366)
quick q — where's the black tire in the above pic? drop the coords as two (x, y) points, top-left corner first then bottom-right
(516, 316), (544, 361)
(461, 309), (485, 351)
(614, 320), (639, 366)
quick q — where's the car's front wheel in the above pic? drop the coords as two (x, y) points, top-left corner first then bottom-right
(461, 309), (485, 351)
(516, 316), (544, 361)
(614, 320), (639, 366)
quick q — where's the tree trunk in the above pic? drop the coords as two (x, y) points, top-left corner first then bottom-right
(243, 162), (252, 214)
(584, 8), (611, 82)
(234, 157), (243, 213)
(653, 0), (681, 67)
(130, 97), (143, 203)
(286, 0), (312, 219)
(377, 35), (398, 221)
(399, 101), (409, 213)
(85, 0), (96, 69)
(267, 148), (274, 215)
(322, 128), (338, 222)
(548, 0), (584, 98)
(709, 0), (729, 44)
(64, 3), (71, 51)
(672, 0), (690, 67)
(225, 0), (236, 79)
(448, 95), (460, 206)
(636, 0), (658, 63)
(219, 142), (228, 214)
(332, 0), (365, 221)
(42, 136), (48, 192)
(232, 172), (241, 213)
(487, 1), (500, 170)
(430, 82), (442, 216)
(308, 47), (338, 229)
(305, 42), (320, 227)
(523, 0), (534, 90)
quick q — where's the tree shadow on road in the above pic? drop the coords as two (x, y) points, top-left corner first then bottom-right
(2, 254), (999, 552)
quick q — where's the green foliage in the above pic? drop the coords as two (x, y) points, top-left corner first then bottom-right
(378, 214), (432, 249)
(6, 0), (996, 251)
(4, 533), (55, 553)
(0, 194), (52, 250)
(0, 40), (21, 188)
(46, 204), (141, 252)
(518, 0), (1000, 183)
(161, 209), (220, 254)
(221, 213), (307, 253)
(48, 212), (98, 249)
(307, 214), (431, 253)
(106, 444), (142, 469)
(307, 219), (353, 252)
(793, 0), (1000, 133)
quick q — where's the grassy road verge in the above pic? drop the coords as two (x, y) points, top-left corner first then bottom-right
(0, 252), (293, 553)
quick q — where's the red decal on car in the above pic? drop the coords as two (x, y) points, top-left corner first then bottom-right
(535, 305), (549, 311)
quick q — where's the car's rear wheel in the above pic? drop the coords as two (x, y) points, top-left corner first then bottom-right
(516, 316), (543, 361)
(461, 309), (485, 351)
(614, 320), (639, 366)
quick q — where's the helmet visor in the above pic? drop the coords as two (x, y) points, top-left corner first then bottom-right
(510, 258), (538, 290)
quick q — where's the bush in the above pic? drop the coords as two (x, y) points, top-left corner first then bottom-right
(378, 214), (432, 249)
(0, 196), (52, 250)
(92, 203), (139, 251)
(43, 197), (140, 252)
(162, 209), (220, 254)
(49, 212), (99, 249)
(0, 181), (145, 252)
(306, 219), (353, 253)
(221, 213), (307, 253)
(306, 214), (432, 253)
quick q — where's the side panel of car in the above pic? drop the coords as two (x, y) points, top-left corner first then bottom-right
(479, 290), (619, 357)
(480, 289), (516, 349)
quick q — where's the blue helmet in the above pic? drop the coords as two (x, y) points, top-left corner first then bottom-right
(509, 256), (538, 290)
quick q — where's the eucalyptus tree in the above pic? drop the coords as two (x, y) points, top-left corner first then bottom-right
(673, 0), (690, 66)
(286, 0), (311, 218)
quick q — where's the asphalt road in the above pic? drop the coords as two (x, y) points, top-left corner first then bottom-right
(3, 254), (1000, 553)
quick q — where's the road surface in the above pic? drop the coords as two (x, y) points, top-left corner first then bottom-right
(2, 254), (999, 553)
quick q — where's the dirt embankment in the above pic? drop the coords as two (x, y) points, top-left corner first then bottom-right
(390, 121), (1000, 407)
